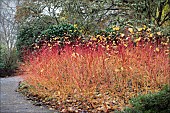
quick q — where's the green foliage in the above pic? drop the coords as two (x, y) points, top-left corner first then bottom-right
(0, 45), (18, 77)
(17, 21), (81, 59)
(153, 25), (170, 37)
(118, 85), (170, 113)
(41, 23), (81, 42)
(16, 17), (54, 58)
(16, 0), (170, 35)
(95, 29), (109, 37)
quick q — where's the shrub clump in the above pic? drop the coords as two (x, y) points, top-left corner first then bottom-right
(17, 24), (169, 112)
(17, 23), (81, 59)
(41, 23), (81, 41)
(118, 85), (170, 113)
(0, 46), (18, 77)
(18, 38), (169, 112)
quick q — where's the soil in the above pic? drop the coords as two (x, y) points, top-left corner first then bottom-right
(0, 76), (58, 113)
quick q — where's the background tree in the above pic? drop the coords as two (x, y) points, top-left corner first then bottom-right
(125, 0), (170, 26)
(16, 0), (169, 34)
(15, 0), (170, 60)
(0, 0), (20, 76)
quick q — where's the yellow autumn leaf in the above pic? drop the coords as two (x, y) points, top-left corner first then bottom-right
(112, 26), (120, 31)
(105, 58), (109, 61)
(60, 17), (65, 20)
(103, 37), (107, 42)
(93, 37), (97, 41)
(112, 41), (116, 46)
(99, 36), (103, 41)
(128, 28), (133, 33)
(137, 27), (143, 32)
(157, 32), (161, 35)
(156, 47), (159, 52)
(71, 52), (79, 58)
(48, 43), (51, 47)
(143, 25), (147, 30)
(123, 43), (128, 47)
(91, 36), (97, 41)
(53, 37), (58, 40)
(129, 67), (133, 70)
(65, 37), (69, 39)
(134, 37), (141, 42)
(89, 42), (92, 45)
(106, 45), (110, 50)
(107, 36), (111, 39)
(149, 33), (153, 37)
(161, 42), (168, 46)
(74, 24), (78, 28)
(147, 28), (151, 32)
(96, 35), (100, 38)
(120, 33), (125, 37)
(71, 52), (76, 58)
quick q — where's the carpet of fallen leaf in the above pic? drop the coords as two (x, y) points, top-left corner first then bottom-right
(19, 83), (155, 112)
(18, 78), (167, 113)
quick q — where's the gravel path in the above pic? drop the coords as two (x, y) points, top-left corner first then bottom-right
(0, 76), (58, 113)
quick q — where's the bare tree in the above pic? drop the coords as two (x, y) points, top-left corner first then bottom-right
(0, 0), (18, 51)
(0, 0), (20, 74)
